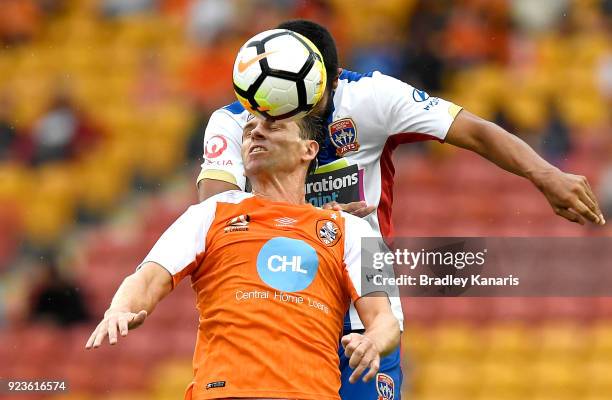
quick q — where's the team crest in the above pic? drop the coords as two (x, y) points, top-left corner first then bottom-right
(329, 118), (360, 156)
(225, 214), (250, 233)
(316, 219), (341, 247)
(376, 373), (395, 400)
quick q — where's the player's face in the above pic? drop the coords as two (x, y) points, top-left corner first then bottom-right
(241, 117), (313, 178)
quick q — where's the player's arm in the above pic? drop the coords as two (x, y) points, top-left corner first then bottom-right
(85, 262), (172, 349)
(86, 202), (213, 350)
(342, 295), (400, 383)
(197, 109), (246, 202)
(446, 109), (605, 225)
(340, 214), (400, 383)
(372, 72), (605, 226)
(198, 178), (239, 202)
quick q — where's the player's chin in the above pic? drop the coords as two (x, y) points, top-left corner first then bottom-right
(244, 159), (269, 175)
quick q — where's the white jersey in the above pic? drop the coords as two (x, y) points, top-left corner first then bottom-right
(198, 70), (462, 330)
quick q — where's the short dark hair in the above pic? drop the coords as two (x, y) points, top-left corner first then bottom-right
(296, 114), (324, 175)
(277, 19), (339, 90)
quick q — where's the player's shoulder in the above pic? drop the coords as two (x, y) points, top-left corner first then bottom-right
(339, 211), (378, 237)
(208, 101), (251, 130)
(336, 69), (412, 106)
(192, 191), (254, 213)
(337, 69), (405, 87)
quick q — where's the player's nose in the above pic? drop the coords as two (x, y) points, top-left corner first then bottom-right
(250, 120), (267, 140)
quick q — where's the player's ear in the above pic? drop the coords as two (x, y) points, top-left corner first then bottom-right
(303, 139), (319, 163)
(333, 68), (342, 89)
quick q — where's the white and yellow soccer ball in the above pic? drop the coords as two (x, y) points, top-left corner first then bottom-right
(232, 29), (327, 121)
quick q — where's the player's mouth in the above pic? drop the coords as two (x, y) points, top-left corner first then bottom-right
(249, 145), (267, 155)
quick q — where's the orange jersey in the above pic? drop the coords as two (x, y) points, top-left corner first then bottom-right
(141, 191), (377, 400)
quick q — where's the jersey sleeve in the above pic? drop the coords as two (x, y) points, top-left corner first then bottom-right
(342, 213), (383, 301)
(372, 72), (463, 142)
(139, 200), (217, 288)
(197, 109), (246, 190)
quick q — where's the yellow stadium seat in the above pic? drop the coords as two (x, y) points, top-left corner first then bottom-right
(402, 325), (434, 362)
(77, 148), (131, 214)
(0, 163), (33, 203)
(430, 324), (483, 359)
(476, 359), (531, 397)
(138, 134), (183, 180)
(589, 322), (612, 357)
(411, 392), (471, 400)
(484, 323), (534, 361)
(585, 357), (612, 392)
(416, 358), (478, 397)
(535, 323), (588, 361)
(536, 35), (570, 70)
(529, 358), (584, 397)
(151, 359), (192, 399)
(23, 196), (74, 246)
(36, 162), (79, 210)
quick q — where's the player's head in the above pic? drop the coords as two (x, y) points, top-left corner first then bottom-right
(241, 114), (323, 182)
(277, 19), (338, 118)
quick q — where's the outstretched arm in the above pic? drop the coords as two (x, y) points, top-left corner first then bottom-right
(85, 262), (172, 349)
(446, 110), (605, 225)
(341, 295), (400, 383)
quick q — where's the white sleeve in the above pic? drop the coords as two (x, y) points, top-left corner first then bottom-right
(372, 72), (462, 141)
(140, 200), (216, 287)
(198, 109), (246, 190)
(342, 213), (382, 300)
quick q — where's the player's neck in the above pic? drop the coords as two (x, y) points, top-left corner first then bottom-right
(249, 171), (307, 205)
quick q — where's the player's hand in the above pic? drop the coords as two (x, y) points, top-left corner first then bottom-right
(322, 201), (376, 218)
(341, 333), (381, 384)
(532, 168), (605, 225)
(85, 309), (147, 349)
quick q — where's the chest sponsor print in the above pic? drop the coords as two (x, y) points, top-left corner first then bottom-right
(305, 164), (364, 207)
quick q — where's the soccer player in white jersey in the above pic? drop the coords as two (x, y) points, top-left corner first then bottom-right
(196, 20), (605, 400)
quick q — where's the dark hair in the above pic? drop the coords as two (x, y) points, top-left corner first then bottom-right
(296, 114), (324, 175)
(277, 19), (339, 90)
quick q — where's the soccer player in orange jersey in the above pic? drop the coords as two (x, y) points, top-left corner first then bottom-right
(85, 114), (400, 400)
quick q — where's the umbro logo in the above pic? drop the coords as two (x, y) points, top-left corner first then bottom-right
(225, 214), (250, 233)
(274, 217), (297, 228)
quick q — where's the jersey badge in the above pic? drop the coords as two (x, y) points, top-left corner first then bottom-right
(316, 219), (341, 247)
(376, 373), (395, 400)
(225, 214), (250, 233)
(329, 118), (360, 156)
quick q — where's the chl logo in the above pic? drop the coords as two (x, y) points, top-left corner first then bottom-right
(256, 237), (319, 292)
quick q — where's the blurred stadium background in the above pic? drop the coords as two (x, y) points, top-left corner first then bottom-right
(0, 0), (611, 399)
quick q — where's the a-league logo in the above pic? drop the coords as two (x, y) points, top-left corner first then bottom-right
(376, 373), (394, 400)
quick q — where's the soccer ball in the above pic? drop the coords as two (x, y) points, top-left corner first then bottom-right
(232, 29), (327, 121)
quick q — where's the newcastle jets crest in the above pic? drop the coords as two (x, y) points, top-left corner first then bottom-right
(329, 118), (360, 156)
